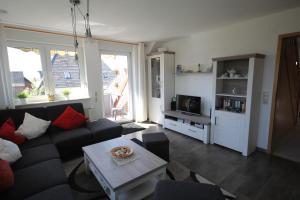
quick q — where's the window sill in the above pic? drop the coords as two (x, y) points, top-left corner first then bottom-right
(15, 96), (90, 108)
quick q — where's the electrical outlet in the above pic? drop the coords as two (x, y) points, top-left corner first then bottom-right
(263, 91), (269, 104)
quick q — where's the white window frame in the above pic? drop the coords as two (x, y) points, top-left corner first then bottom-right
(6, 41), (88, 105)
(6, 41), (49, 102)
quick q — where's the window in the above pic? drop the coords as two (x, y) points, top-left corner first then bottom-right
(6, 42), (87, 105)
(64, 72), (72, 79)
(50, 50), (81, 89)
(7, 47), (45, 98)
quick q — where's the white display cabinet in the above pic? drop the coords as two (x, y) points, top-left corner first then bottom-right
(147, 52), (175, 124)
(211, 54), (265, 156)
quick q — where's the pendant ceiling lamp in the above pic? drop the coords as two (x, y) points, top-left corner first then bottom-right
(69, 0), (92, 61)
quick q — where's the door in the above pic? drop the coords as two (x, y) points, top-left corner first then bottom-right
(148, 56), (163, 124)
(100, 53), (133, 122)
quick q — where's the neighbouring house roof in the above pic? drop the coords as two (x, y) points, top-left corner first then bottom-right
(102, 61), (116, 91)
(11, 71), (25, 87)
(51, 54), (81, 88)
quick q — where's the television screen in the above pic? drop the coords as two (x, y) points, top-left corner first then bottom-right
(176, 95), (201, 115)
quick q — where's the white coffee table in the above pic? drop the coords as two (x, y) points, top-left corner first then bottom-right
(82, 137), (168, 200)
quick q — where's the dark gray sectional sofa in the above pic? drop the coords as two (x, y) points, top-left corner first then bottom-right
(0, 103), (122, 200)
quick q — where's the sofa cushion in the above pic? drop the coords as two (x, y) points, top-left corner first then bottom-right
(16, 113), (51, 139)
(0, 138), (22, 163)
(24, 184), (74, 200)
(87, 118), (122, 142)
(50, 127), (92, 158)
(0, 160), (14, 192)
(46, 103), (86, 133)
(19, 134), (52, 150)
(0, 118), (26, 145)
(154, 180), (225, 200)
(52, 106), (87, 130)
(12, 144), (60, 170)
(2, 159), (67, 200)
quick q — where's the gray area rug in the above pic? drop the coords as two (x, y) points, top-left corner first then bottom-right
(64, 158), (236, 200)
(121, 123), (145, 135)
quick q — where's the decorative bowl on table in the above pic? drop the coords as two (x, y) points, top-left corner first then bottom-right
(110, 146), (134, 159)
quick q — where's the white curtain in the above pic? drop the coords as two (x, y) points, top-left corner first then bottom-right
(0, 26), (14, 109)
(132, 43), (147, 122)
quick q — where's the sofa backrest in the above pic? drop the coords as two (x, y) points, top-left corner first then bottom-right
(0, 103), (85, 132)
(0, 110), (12, 126)
(45, 103), (84, 121)
(0, 107), (48, 128)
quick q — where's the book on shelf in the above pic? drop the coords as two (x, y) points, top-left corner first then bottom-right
(219, 98), (246, 113)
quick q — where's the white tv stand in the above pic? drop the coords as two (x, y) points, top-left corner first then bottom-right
(163, 110), (211, 144)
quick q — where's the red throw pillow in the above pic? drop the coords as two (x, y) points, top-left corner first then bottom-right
(0, 160), (14, 192)
(52, 106), (88, 130)
(0, 118), (26, 145)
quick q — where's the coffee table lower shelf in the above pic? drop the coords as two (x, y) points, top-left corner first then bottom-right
(118, 178), (160, 200)
(85, 155), (166, 200)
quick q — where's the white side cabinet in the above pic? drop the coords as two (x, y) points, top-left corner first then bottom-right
(211, 54), (265, 156)
(147, 52), (175, 124)
(163, 110), (211, 144)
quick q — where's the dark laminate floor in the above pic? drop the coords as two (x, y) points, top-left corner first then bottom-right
(127, 123), (300, 200)
(272, 124), (300, 163)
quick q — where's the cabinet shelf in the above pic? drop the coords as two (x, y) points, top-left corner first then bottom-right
(216, 93), (246, 98)
(217, 77), (248, 80)
(176, 71), (212, 75)
(216, 109), (245, 115)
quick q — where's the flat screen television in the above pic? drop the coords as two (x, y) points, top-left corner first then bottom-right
(176, 95), (201, 115)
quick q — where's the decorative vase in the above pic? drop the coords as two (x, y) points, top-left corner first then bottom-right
(48, 94), (55, 102)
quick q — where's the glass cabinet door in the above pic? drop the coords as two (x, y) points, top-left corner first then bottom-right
(151, 57), (161, 98)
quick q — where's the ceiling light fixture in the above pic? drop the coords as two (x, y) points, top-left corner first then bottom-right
(69, 0), (92, 61)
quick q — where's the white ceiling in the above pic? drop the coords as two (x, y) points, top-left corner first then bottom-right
(0, 0), (300, 42)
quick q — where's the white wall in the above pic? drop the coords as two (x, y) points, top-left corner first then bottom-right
(160, 7), (300, 149)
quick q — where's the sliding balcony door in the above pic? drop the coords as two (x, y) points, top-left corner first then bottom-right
(100, 52), (133, 123)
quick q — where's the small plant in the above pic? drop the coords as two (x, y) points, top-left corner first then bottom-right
(62, 88), (71, 97)
(16, 91), (29, 99)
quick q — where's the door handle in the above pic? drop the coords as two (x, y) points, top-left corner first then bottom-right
(215, 117), (217, 125)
